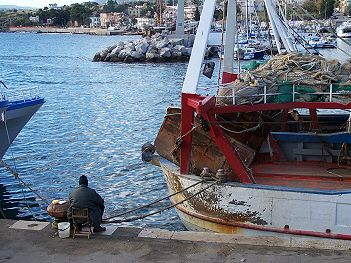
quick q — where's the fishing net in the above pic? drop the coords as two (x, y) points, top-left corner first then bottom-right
(217, 53), (351, 105)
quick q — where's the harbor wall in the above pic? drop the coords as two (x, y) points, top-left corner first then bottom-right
(8, 26), (140, 36)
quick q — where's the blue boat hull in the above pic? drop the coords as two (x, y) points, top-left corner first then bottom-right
(0, 98), (45, 159)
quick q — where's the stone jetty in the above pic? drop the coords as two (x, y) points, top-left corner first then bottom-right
(93, 33), (218, 63)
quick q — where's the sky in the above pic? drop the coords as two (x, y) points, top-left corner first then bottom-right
(0, 0), (82, 8)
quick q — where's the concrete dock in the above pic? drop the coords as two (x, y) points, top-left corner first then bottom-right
(1, 219), (351, 262)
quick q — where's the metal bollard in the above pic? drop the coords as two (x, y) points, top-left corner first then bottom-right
(216, 169), (227, 183)
(200, 167), (210, 178)
(200, 167), (213, 181)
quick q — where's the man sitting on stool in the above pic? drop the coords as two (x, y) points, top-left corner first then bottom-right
(67, 175), (106, 233)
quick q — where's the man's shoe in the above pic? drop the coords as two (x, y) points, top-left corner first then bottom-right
(93, 226), (106, 233)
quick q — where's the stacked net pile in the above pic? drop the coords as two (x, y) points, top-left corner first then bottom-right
(218, 53), (351, 105)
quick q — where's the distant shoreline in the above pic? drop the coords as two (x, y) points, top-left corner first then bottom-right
(6, 26), (143, 36)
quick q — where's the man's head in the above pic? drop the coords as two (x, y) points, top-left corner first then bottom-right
(79, 175), (88, 186)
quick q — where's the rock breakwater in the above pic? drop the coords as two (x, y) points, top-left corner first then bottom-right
(93, 33), (217, 63)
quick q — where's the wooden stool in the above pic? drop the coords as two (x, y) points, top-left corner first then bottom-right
(72, 207), (93, 239)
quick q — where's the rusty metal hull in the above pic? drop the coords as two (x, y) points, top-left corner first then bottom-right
(160, 158), (351, 239)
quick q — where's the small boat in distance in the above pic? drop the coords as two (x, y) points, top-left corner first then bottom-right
(308, 36), (337, 48)
(337, 21), (351, 38)
(0, 83), (45, 159)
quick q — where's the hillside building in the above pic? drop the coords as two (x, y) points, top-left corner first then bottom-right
(100, 12), (124, 28)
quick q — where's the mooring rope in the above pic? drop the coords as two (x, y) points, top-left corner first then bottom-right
(103, 179), (205, 221)
(0, 159), (50, 205)
(0, 81), (8, 89)
(0, 207), (6, 219)
(104, 181), (218, 224)
(2, 118), (40, 220)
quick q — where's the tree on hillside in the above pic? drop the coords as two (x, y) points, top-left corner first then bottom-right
(103, 0), (117, 12)
(114, 4), (129, 14)
(192, 0), (202, 5)
(302, 0), (335, 18)
(214, 8), (223, 20)
(324, 0), (336, 18)
(302, 0), (318, 16)
(36, 6), (70, 26)
(83, 1), (99, 8)
(140, 2), (156, 18)
(56, 8), (70, 26)
(70, 3), (91, 26)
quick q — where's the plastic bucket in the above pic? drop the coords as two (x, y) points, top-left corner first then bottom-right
(58, 222), (70, 238)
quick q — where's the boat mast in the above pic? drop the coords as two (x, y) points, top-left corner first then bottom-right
(176, 0), (185, 34)
(222, 0), (238, 84)
(246, 0), (249, 41)
(264, 0), (296, 53)
(182, 0), (216, 94)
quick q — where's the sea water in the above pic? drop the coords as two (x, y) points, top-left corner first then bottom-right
(0, 32), (186, 230)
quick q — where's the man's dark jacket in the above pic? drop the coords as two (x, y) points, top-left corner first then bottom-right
(67, 185), (104, 227)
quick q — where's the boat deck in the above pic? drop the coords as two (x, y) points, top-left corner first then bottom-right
(252, 162), (351, 190)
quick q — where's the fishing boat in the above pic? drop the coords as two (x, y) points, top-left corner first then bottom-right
(0, 84), (45, 159)
(233, 47), (267, 60)
(144, 0), (351, 239)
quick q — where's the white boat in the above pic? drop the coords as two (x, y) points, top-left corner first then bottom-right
(337, 21), (351, 38)
(308, 36), (337, 48)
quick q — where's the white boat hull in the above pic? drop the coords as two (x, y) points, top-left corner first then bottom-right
(160, 158), (351, 239)
(337, 33), (351, 38)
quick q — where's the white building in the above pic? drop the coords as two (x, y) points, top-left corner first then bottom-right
(100, 12), (124, 28)
(128, 6), (141, 18)
(29, 16), (40, 23)
(163, 5), (201, 24)
(136, 17), (155, 29)
(340, 0), (351, 13)
(48, 3), (60, 9)
(163, 6), (177, 27)
(184, 5), (198, 20)
(238, 0), (265, 14)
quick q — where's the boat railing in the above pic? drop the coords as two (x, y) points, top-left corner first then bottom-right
(4, 87), (41, 102)
(215, 83), (351, 105)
